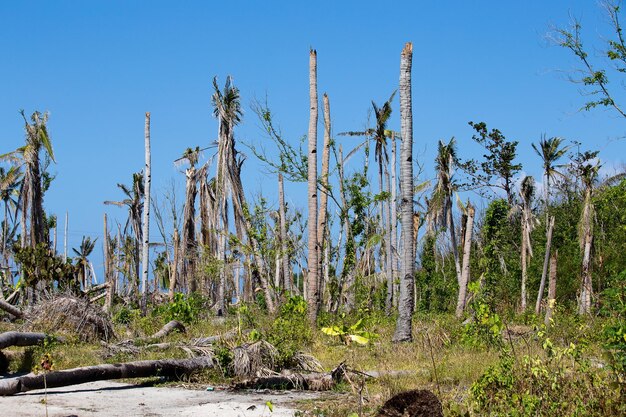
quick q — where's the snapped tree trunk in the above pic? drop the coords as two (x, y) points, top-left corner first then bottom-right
(393, 42), (415, 343)
(278, 173), (291, 293)
(535, 216), (555, 315)
(0, 356), (213, 396)
(317, 93), (331, 311)
(307, 48), (320, 324)
(455, 203), (474, 318)
(544, 250), (558, 326)
(0, 331), (62, 349)
(0, 299), (22, 319)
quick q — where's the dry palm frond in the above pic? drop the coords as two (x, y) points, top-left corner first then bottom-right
(292, 351), (324, 372)
(232, 340), (279, 377)
(28, 295), (115, 342)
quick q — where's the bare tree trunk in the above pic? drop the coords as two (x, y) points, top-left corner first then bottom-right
(169, 229), (179, 301)
(0, 299), (22, 318)
(317, 93), (331, 312)
(390, 134), (399, 308)
(307, 48), (319, 324)
(544, 250), (558, 326)
(141, 113), (151, 312)
(0, 331), (62, 349)
(0, 357), (213, 396)
(393, 42), (415, 343)
(455, 203), (474, 318)
(535, 216), (555, 315)
(385, 165), (393, 314)
(521, 210), (528, 311)
(278, 173), (290, 293)
(104, 214), (114, 313)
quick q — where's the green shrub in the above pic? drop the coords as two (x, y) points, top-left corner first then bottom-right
(152, 292), (205, 324)
(470, 333), (624, 416)
(266, 296), (311, 366)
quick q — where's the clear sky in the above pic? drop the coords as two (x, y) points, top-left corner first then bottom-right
(1, 1), (625, 277)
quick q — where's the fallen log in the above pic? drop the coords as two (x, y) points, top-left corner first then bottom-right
(0, 356), (214, 396)
(82, 282), (109, 296)
(90, 292), (107, 303)
(146, 320), (185, 341)
(0, 299), (23, 319)
(0, 332), (63, 350)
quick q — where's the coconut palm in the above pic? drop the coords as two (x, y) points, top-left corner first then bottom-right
(212, 76), (275, 314)
(393, 42), (415, 343)
(73, 236), (97, 290)
(575, 151), (601, 314)
(532, 136), (569, 209)
(306, 49), (320, 323)
(104, 172), (144, 294)
(533, 136), (568, 314)
(1, 111), (55, 249)
(518, 175), (536, 311)
(340, 91), (396, 312)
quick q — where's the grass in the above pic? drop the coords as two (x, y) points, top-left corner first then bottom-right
(1, 302), (620, 416)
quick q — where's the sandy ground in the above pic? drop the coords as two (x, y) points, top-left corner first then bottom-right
(1, 381), (321, 416)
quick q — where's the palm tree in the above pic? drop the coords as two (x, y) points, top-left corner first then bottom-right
(340, 91), (396, 312)
(1, 111), (55, 249)
(430, 137), (462, 291)
(532, 136), (568, 314)
(73, 236), (97, 290)
(519, 175), (536, 311)
(306, 49), (320, 323)
(393, 42), (415, 343)
(212, 76), (275, 313)
(104, 172), (144, 295)
(532, 136), (569, 210)
(575, 151), (601, 314)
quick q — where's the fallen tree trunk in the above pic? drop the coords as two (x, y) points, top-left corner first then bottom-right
(0, 300), (23, 319)
(0, 332), (63, 350)
(146, 320), (185, 341)
(83, 282), (109, 296)
(0, 356), (213, 396)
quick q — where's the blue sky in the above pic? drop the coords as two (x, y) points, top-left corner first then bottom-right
(1, 1), (625, 276)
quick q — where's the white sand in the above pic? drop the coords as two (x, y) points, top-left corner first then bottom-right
(1, 381), (320, 416)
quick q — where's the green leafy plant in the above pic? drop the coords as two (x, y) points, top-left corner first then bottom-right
(321, 318), (378, 346)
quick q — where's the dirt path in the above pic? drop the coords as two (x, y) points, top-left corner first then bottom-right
(2, 380), (320, 416)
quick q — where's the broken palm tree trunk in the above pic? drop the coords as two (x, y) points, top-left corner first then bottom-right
(544, 249), (558, 326)
(0, 332), (63, 350)
(0, 299), (23, 319)
(0, 356), (213, 396)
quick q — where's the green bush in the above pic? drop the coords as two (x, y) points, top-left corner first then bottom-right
(153, 292), (205, 324)
(266, 296), (311, 366)
(469, 333), (624, 416)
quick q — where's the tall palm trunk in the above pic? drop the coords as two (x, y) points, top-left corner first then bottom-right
(141, 112), (151, 310)
(390, 135), (399, 307)
(317, 93), (331, 309)
(544, 250), (558, 325)
(579, 187), (593, 314)
(182, 166), (198, 293)
(455, 202), (474, 317)
(535, 216), (555, 314)
(169, 228), (180, 301)
(307, 49), (320, 324)
(393, 42), (415, 343)
(278, 173), (290, 293)
(384, 165), (393, 314)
